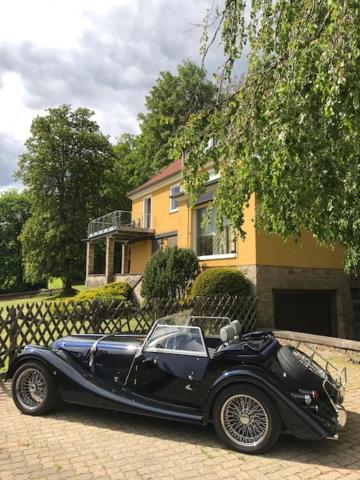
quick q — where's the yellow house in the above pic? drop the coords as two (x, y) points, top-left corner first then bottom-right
(86, 159), (357, 338)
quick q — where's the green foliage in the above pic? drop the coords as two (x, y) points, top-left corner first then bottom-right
(137, 60), (218, 175)
(47, 278), (63, 289)
(141, 247), (200, 300)
(104, 134), (149, 212)
(191, 268), (251, 298)
(0, 190), (34, 292)
(16, 105), (113, 290)
(74, 281), (131, 303)
(174, 2), (360, 272)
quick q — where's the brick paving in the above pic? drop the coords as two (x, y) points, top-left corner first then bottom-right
(0, 350), (359, 480)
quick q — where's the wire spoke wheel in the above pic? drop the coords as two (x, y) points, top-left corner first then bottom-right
(15, 367), (48, 411)
(221, 394), (269, 447)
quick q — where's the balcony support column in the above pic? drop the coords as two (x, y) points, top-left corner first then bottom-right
(121, 243), (126, 274)
(105, 237), (115, 284)
(86, 241), (95, 278)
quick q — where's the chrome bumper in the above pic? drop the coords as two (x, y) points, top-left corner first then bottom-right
(337, 404), (347, 430)
(327, 405), (347, 439)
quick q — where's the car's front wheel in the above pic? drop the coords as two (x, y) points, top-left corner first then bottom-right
(213, 385), (281, 454)
(12, 361), (57, 415)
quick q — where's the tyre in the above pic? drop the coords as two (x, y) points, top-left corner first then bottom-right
(213, 385), (281, 454)
(12, 361), (58, 415)
(273, 346), (332, 394)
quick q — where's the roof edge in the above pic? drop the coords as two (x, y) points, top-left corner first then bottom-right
(127, 159), (182, 197)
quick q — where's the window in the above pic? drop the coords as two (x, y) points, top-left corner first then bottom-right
(207, 169), (220, 182)
(143, 196), (152, 228)
(169, 184), (181, 212)
(196, 207), (234, 257)
(152, 234), (177, 252)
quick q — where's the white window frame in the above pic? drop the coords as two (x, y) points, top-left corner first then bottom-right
(207, 169), (220, 182)
(193, 206), (236, 259)
(169, 183), (180, 213)
(143, 194), (152, 229)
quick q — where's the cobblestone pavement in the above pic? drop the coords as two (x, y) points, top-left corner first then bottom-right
(0, 350), (359, 480)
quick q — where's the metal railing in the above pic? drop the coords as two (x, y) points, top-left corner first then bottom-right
(88, 210), (153, 238)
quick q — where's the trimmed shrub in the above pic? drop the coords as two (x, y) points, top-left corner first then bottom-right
(141, 247), (200, 301)
(191, 268), (251, 297)
(74, 281), (131, 303)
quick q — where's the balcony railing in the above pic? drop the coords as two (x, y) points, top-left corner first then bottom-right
(87, 210), (153, 239)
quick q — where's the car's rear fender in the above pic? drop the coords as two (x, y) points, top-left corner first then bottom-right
(203, 367), (331, 440)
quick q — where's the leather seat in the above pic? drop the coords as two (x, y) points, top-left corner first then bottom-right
(213, 332), (279, 363)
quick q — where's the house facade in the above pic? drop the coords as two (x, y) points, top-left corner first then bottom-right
(86, 159), (359, 338)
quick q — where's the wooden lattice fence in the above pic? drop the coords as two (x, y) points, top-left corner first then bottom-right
(0, 295), (256, 379)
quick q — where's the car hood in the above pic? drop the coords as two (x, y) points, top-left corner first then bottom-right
(51, 334), (145, 355)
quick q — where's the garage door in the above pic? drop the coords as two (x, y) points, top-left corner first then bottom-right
(274, 290), (336, 336)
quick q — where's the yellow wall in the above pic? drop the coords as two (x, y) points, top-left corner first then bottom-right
(130, 186), (345, 273)
(256, 229), (345, 269)
(130, 240), (152, 274)
(132, 183), (180, 234)
(130, 188), (258, 272)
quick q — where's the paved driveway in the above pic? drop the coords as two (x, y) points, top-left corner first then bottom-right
(0, 350), (359, 480)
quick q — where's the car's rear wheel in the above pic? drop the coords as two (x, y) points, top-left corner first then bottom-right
(213, 385), (281, 454)
(12, 361), (57, 415)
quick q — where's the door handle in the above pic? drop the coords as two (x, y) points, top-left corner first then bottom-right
(142, 356), (157, 364)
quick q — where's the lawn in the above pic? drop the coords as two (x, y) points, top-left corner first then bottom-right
(0, 285), (86, 309)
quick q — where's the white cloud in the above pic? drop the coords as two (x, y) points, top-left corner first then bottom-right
(0, 0), (235, 189)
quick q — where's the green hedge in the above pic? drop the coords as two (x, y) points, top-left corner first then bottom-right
(191, 268), (251, 297)
(74, 281), (131, 303)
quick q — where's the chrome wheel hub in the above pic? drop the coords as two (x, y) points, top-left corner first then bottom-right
(240, 414), (250, 425)
(221, 394), (269, 447)
(15, 368), (47, 411)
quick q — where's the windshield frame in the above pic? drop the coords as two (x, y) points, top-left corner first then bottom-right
(143, 322), (208, 357)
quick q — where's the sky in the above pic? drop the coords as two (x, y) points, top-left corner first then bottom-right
(0, 0), (229, 192)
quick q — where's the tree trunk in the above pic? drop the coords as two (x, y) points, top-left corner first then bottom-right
(62, 278), (73, 295)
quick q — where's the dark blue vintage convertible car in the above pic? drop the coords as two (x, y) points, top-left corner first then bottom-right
(6, 313), (346, 454)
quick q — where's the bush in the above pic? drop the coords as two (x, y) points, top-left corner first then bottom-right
(74, 281), (131, 303)
(141, 247), (200, 301)
(191, 268), (251, 298)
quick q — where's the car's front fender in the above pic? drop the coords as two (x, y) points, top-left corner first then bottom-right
(203, 366), (331, 440)
(6, 345), (77, 381)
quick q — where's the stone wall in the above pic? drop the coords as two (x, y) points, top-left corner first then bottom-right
(253, 266), (353, 338)
(85, 274), (106, 288)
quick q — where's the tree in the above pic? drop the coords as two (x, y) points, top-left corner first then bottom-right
(104, 134), (149, 212)
(174, 2), (360, 272)
(0, 190), (32, 292)
(137, 60), (218, 174)
(141, 247), (200, 300)
(16, 105), (113, 292)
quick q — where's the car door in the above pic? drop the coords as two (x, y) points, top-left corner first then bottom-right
(127, 324), (209, 407)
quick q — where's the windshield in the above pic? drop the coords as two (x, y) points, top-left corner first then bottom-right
(146, 324), (206, 354)
(157, 310), (231, 336)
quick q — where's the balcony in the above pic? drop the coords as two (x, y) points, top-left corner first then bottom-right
(87, 210), (154, 241)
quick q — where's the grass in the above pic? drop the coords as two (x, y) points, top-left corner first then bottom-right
(0, 285), (86, 309)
